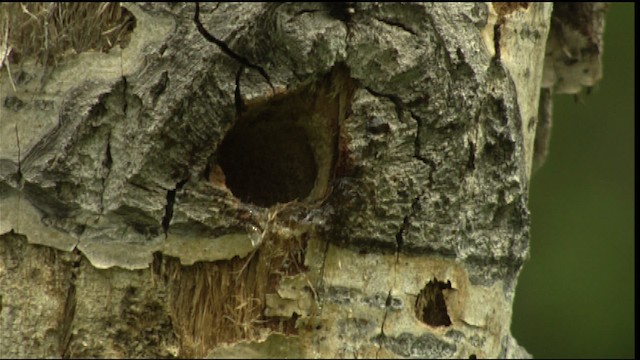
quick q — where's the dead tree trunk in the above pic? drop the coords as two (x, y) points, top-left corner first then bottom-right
(0, 3), (605, 358)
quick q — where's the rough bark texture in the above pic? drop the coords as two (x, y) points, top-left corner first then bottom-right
(0, 3), (605, 358)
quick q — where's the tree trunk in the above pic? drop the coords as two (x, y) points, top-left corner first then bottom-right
(0, 3), (605, 358)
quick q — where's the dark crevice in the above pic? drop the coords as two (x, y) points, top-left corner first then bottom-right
(13, 125), (24, 235)
(493, 19), (504, 61)
(414, 279), (452, 327)
(469, 107), (481, 173)
(424, 12), (454, 71)
(193, 2), (274, 92)
(121, 75), (128, 115)
(364, 86), (404, 124)
(317, 238), (331, 316)
(376, 289), (393, 357)
(408, 110), (426, 158)
(373, 16), (418, 36)
(408, 109), (437, 186)
(364, 86), (413, 188)
(99, 133), (113, 216)
(384, 290), (393, 308)
(60, 249), (81, 358)
(217, 66), (354, 207)
(218, 122), (317, 207)
(104, 137), (113, 171)
(150, 71), (169, 105)
(394, 229), (405, 259)
(395, 215), (408, 253)
(395, 194), (423, 253)
(324, 2), (356, 23)
(413, 153), (436, 186)
(234, 65), (246, 115)
(467, 138), (476, 171)
(14, 124), (23, 185)
(161, 178), (188, 236)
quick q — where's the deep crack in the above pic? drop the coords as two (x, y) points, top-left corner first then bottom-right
(324, 2), (356, 23)
(395, 215), (409, 253)
(408, 110), (427, 160)
(150, 71), (169, 105)
(193, 2), (274, 92)
(13, 124), (24, 233)
(317, 237), (331, 317)
(60, 249), (81, 358)
(362, 87), (433, 358)
(395, 194), (423, 255)
(467, 138), (476, 171)
(161, 179), (188, 236)
(364, 87), (404, 124)
(408, 109), (437, 186)
(14, 124), (22, 184)
(373, 16), (418, 36)
(376, 289), (393, 358)
(99, 133), (113, 216)
(493, 18), (505, 61)
(234, 65), (246, 115)
(121, 76), (128, 115)
(377, 194), (423, 357)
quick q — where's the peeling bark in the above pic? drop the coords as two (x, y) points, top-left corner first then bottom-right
(0, 2), (606, 358)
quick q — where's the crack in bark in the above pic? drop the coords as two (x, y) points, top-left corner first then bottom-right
(395, 194), (423, 255)
(99, 133), (113, 216)
(359, 88), (434, 356)
(408, 109), (436, 186)
(60, 249), (81, 358)
(468, 107), (481, 173)
(360, 88), (435, 189)
(320, 3), (354, 48)
(409, 111), (428, 163)
(376, 193), (423, 357)
(234, 65), (246, 115)
(423, 11), (464, 77)
(161, 179), (188, 236)
(121, 75), (128, 116)
(193, 2), (274, 92)
(12, 124), (24, 233)
(372, 16), (418, 36)
(150, 71), (169, 105)
(316, 237), (331, 317)
(363, 87), (404, 125)
(493, 18), (505, 61)
(375, 289), (393, 358)
(467, 138), (476, 171)
(14, 124), (23, 183)
(395, 216), (409, 254)
(323, 2), (356, 25)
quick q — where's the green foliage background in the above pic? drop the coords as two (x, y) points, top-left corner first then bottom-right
(512, 3), (635, 358)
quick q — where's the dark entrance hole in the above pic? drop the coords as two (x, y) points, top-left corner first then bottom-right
(217, 120), (317, 207)
(414, 278), (452, 327)
(214, 64), (355, 208)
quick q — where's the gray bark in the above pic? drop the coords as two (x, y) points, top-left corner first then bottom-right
(0, 3), (604, 358)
